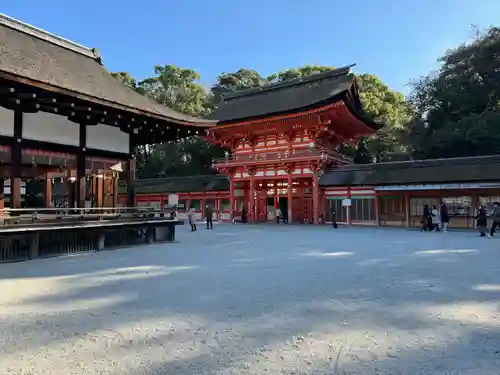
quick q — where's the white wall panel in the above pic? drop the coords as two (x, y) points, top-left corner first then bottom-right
(23, 111), (79, 146)
(86, 124), (130, 154)
(0, 106), (14, 136)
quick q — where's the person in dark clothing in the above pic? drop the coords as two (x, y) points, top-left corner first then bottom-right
(489, 202), (500, 238)
(422, 204), (432, 231)
(241, 207), (247, 223)
(475, 205), (487, 237)
(440, 203), (450, 232)
(331, 209), (338, 229)
(205, 204), (213, 230)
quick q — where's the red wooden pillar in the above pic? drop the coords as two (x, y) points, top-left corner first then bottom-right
(312, 172), (319, 224)
(249, 174), (255, 222)
(229, 175), (235, 220)
(404, 191), (410, 228)
(347, 186), (352, 226)
(44, 175), (52, 208)
(287, 173), (293, 223)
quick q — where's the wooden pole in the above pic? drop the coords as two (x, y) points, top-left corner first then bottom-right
(126, 158), (136, 207)
(249, 174), (255, 222)
(404, 191), (410, 228)
(229, 175), (235, 220)
(287, 172), (293, 223)
(11, 110), (23, 209)
(44, 175), (52, 208)
(96, 172), (103, 208)
(312, 172), (319, 224)
(76, 123), (87, 209)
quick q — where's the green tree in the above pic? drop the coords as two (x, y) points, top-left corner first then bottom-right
(267, 65), (336, 82)
(111, 72), (138, 90)
(211, 69), (268, 105)
(357, 74), (413, 161)
(408, 27), (500, 159)
(138, 65), (211, 117)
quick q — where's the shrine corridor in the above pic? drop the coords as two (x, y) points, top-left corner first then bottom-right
(1, 225), (500, 374)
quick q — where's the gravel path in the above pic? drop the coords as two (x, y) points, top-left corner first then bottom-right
(1, 224), (500, 374)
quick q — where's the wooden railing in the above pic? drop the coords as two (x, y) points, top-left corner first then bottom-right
(0, 206), (175, 227)
(213, 148), (352, 166)
(0, 206), (182, 263)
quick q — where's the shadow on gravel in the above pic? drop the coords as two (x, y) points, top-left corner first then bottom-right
(1, 225), (500, 374)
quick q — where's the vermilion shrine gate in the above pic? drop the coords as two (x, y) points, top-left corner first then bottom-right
(207, 66), (379, 223)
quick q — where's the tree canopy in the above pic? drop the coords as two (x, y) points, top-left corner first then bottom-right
(408, 27), (500, 159)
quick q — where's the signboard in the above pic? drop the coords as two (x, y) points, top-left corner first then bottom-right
(168, 194), (179, 206)
(342, 198), (352, 207)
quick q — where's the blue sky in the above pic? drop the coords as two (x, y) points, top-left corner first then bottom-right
(2, 0), (499, 94)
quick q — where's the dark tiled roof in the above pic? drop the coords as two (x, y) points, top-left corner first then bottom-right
(0, 14), (213, 126)
(120, 175), (229, 194)
(210, 65), (378, 129)
(320, 155), (500, 186)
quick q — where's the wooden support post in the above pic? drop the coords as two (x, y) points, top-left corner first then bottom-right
(126, 158), (136, 207)
(404, 191), (410, 228)
(112, 173), (118, 208)
(347, 186), (352, 226)
(96, 173), (103, 208)
(11, 110), (23, 210)
(76, 123), (86, 209)
(229, 175), (235, 220)
(287, 173), (293, 224)
(0, 178), (4, 211)
(312, 172), (319, 224)
(44, 176), (52, 208)
(249, 174), (255, 222)
(65, 168), (73, 208)
(374, 192), (380, 227)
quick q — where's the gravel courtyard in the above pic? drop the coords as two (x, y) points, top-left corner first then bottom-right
(1, 224), (500, 374)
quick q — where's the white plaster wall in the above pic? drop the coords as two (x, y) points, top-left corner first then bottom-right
(23, 111), (79, 146)
(0, 106), (14, 136)
(86, 124), (130, 154)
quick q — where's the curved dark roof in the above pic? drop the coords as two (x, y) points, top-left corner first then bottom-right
(120, 175), (229, 194)
(0, 13), (213, 126)
(210, 65), (380, 130)
(320, 155), (500, 186)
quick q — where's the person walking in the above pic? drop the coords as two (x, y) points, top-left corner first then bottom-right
(431, 205), (441, 231)
(205, 204), (213, 230)
(440, 203), (450, 232)
(187, 208), (196, 232)
(488, 202), (500, 238)
(422, 204), (432, 231)
(331, 209), (338, 229)
(475, 204), (487, 237)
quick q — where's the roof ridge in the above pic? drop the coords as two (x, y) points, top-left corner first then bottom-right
(330, 154), (500, 172)
(0, 13), (100, 61)
(221, 64), (356, 101)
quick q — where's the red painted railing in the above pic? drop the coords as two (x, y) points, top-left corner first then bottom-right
(213, 148), (352, 166)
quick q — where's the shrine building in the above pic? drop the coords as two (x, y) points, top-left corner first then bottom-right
(0, 13), (212, 210)
(206, 66), (380, 223)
